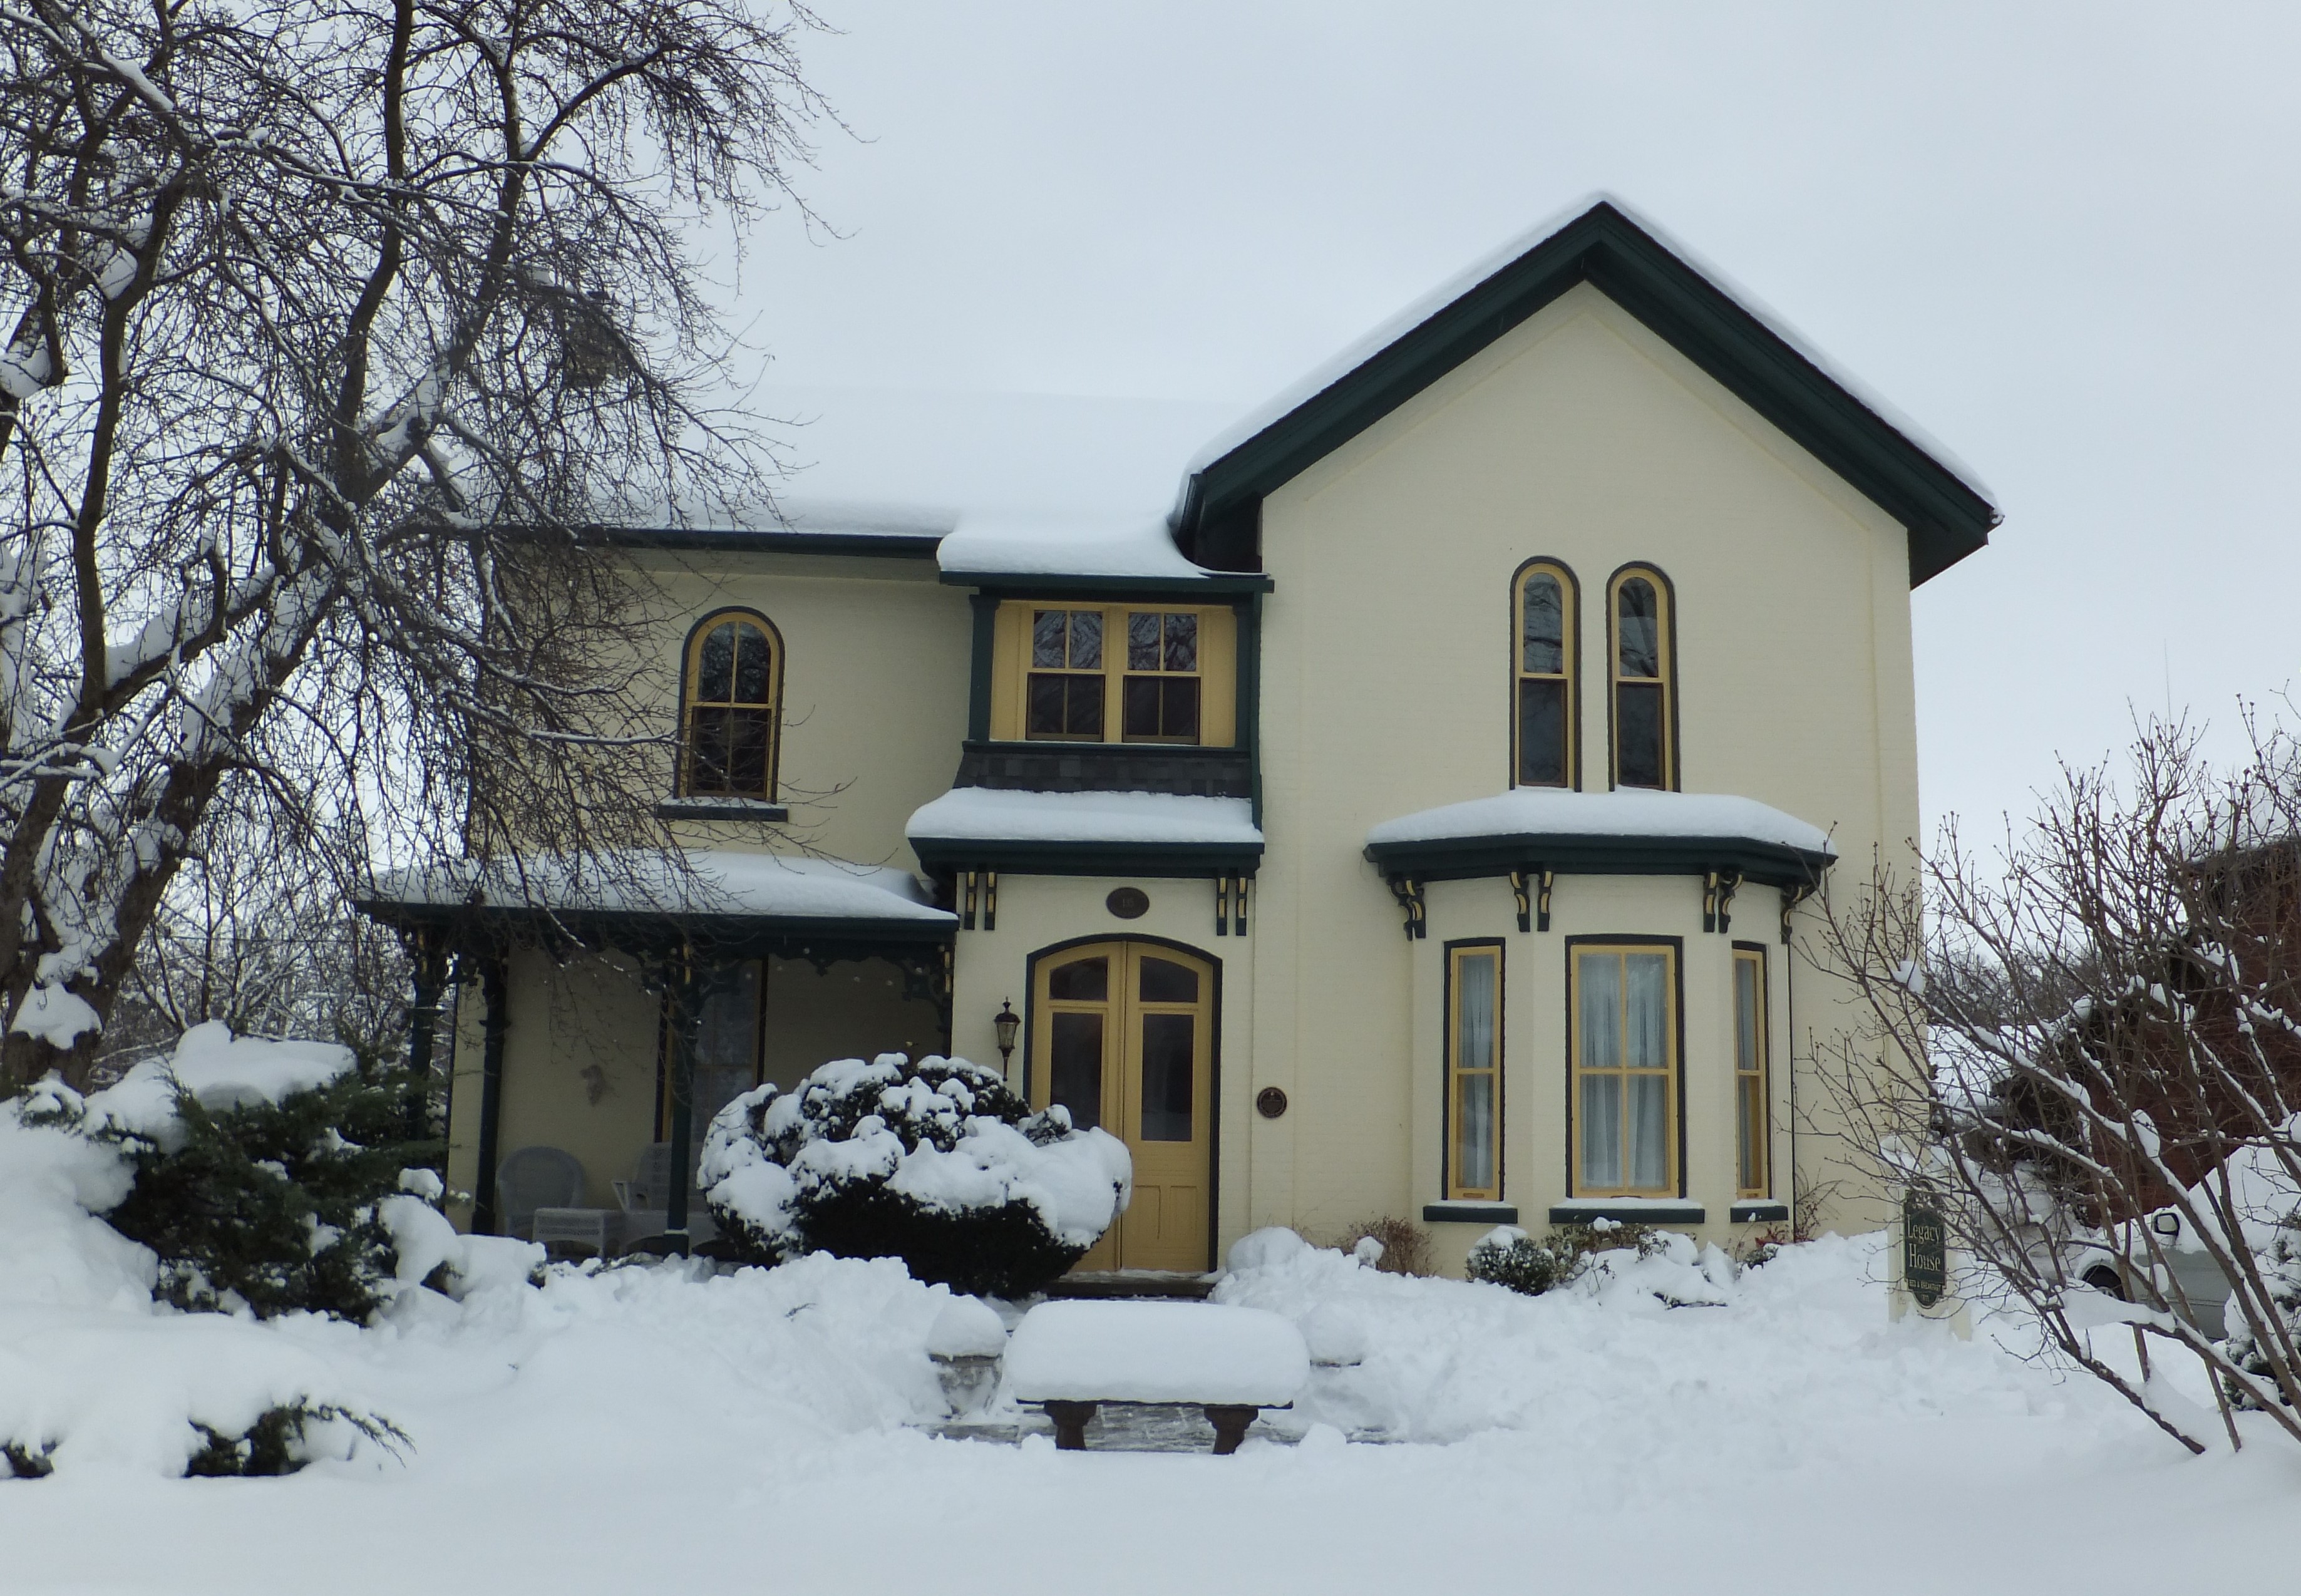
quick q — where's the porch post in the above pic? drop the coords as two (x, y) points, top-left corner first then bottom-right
(662, 944), (702, 1256)
(404, 930), (450, 1142)
(472, 956), (510, 1235)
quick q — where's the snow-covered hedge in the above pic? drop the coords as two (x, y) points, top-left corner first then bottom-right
(701, 1053), (1130, 1297)
(36, 1023), (446, 1322)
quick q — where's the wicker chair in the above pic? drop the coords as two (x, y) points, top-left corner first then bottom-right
(497, 1145), (585, 1241)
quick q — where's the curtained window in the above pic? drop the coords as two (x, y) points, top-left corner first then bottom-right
(1573, 944), (1677, 1195)
(1448, 944), (1503, 1200)
(1734, 947), (1769, 1198)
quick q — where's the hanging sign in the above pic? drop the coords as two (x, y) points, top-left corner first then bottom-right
(1902, 1195), (1948, 1309)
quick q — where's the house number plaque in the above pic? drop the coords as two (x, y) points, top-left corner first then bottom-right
(1902, 1195), (1947, 1309)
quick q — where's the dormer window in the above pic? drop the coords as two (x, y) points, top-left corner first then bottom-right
(682, 610), (781, 798)
(1513, 560), (1578, 788)
(997, 601), (1236, 747)
(1609, 567), (1675, 790)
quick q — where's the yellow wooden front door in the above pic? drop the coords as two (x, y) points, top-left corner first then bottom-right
(1032, 942), (1214, 1272)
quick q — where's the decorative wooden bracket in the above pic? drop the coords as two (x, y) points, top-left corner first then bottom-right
(1386, 875), (1427, 940)
(982, 870), (997, 932)
(1231, 873), (1248, 937)
(1510, 867), (1556, 933)
(961, 870), (977, 931)
(1702, 869), (1742, 934)
(1215, 874), (1230, 936)
(960, 869), (999, 931)
(1779, 880), (1815, 945)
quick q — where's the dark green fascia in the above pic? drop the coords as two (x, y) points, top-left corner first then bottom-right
(940, 572), (1274, 598)
(1174, 200), (1999, 587)
(1235, 594), (1264, 828)
(967, 594), (998, 743)
(1361, 831), (1832, 890)
(909, 838), (1263, 878)
(591, 527), (946, 559)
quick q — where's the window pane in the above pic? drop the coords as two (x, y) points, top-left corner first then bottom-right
(1123, 676), (1160, 738)
(1625, 954), (1669, 1068)
(1048, 956), (1108, 1002)
(1617, 579), (1660, 678)
(733, 625), (771, 704)
(1521, 574), (1563, 674)
(1628, 1074), (1669, 1190)
(1160, 677), (1200, 741)
(1738, 1075), (1764, 1193)
(1456, 1071), (1495, 1193)
(698, 622), (736, 703)
(1050, 1012), (1104, 1132)
(1517, 678), (1566, 786)
(1128, 611), (1161, 671)
(1578, 952), (1621, 1072)
(1137, 957), (1198, 1004)
(1617, 681), (1665, 788)
(1138, 1012), (1195, 1141)
(1163, 613), (1198, 672)
(1064, 675), (1104, 738)
(1580, 1072), (1622, 1190)
(1032, 610), (1068, 669)
(1736, 959), (1761, 1074)
(726, 708), (771, 795)
(1068, 611), (1101, 669)
(687, 706), (731, 793)
(1456, 952), (1496, 1072)
(1027, 674), (1068, 736)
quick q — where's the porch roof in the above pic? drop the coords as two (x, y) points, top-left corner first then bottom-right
(1363, 787), (1835, 888)
(907, 786), (1265, 877)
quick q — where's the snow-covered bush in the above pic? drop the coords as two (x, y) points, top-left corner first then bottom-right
(2228, 1215), (2301, 1408)
(69, 1024), (445, 1322)
(701, 1053), (1130, 1297)
(1465, 1227), (1564, 1295)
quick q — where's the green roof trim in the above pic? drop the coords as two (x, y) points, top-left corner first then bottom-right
(909, 837), (1263, 879)
(1362, 831), (1830, 891)
(1175, 200), (2000, 587)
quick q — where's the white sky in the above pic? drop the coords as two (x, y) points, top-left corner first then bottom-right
(719, 1), (2301, 840)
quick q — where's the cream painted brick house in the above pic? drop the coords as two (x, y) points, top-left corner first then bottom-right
(369, 198), (1998, 1273)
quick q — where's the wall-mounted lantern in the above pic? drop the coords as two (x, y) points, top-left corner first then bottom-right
(994, 999), (1021, 1066)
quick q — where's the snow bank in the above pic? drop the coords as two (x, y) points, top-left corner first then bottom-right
(1006, 1300), (1309, 1405)
(909, 787), (1263, 847)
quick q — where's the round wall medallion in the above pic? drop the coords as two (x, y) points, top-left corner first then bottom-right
(1255, 1086), (1289, 1119)
(1105, 887), (1150, 919)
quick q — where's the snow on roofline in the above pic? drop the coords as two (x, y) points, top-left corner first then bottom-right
(908, 788), (1264, 847)
(934, 510), (1217, 582)
(1180, 190), (1995, 508)
(374, 849), (952, 923)
(1366, 787), (1835, 858)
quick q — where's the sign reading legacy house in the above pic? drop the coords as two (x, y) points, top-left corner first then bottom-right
(1902, 1195), (1948, 1309)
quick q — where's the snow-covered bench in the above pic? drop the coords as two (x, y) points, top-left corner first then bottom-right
(1004, 1300), (1309, 1453)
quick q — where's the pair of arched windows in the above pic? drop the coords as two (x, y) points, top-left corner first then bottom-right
(1511, 562), (1676, 791)
(680, 610), (783, 800)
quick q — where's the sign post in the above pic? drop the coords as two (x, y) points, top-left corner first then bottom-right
(1889, 1188), (1970, 1336)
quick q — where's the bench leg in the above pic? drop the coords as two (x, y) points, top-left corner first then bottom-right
(1043, 1401), (1098, 1451)
(1203, 1404), (1257, 1455)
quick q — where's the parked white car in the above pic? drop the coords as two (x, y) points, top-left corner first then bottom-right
(2062, 1210), (2232, 1339)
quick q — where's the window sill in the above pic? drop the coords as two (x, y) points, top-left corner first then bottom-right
(1421, 1202), (1518, 1226)
(1729, 1201), (1789, 1224)
(654, 798), (790, 823)
(1548, 1202), (1707, 1226)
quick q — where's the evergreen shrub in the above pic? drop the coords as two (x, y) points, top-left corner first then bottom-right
(1465, 1227), (1565, 1295)
(701, 1053), (1130, 1297)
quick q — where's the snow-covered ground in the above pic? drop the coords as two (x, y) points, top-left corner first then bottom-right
(3, 1097), (2293, 1593)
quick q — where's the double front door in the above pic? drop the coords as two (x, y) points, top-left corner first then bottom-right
(1031, 941), (1213, 1272)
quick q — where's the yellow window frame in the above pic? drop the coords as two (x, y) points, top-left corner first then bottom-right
(1511, 559), (1578, 790)
(680, 609), (783, 800)
(1733, 944), (1769, 1199)
(990, 601), (1237, 747)
(1607, 565), (1676, 791)
(1446, 942), (1505, 1202)
(1569, 940), (1680, 1198)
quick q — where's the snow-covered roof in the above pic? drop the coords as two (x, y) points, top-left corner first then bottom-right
(374, 849), (953, 925)
(1187, 192), (1992, 505)
(1366, 788), (1833, 857)
(908, 788), (1263, 847)
(933, 510), (1212, 582)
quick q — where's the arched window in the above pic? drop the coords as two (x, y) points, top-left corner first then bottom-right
(1609, 567), (1675, 790)
(682, 611), (781, 799)
(1513, 560), (1578, 788)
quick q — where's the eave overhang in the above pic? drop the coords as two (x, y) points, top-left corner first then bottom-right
(907, 837), (1264, 879)
(1175, 200), (2000, 587)
(1361, 831), (1831, 891)
(938, 570), (1274, 597)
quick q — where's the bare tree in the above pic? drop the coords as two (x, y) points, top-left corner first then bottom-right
(0, 0), (830, 1091)
(1816, 716), (2301, 1454)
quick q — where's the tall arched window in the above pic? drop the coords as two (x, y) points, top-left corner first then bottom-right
(1512, 560), (1578, 788)
(1609, 567), (1675, 790)
(682, 610), (781, 799)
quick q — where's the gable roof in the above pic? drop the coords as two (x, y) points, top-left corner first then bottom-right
(1171, 197), (2001, 586)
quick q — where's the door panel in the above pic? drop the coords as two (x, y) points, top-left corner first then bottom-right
(1031, 940), (1214, 1272)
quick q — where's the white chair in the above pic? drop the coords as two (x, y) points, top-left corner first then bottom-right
(497, 1145), (585, 1241)
(612, 1141), (717, 1253)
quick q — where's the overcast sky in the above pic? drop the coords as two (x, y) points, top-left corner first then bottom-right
(722, 1), (2301, 841)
